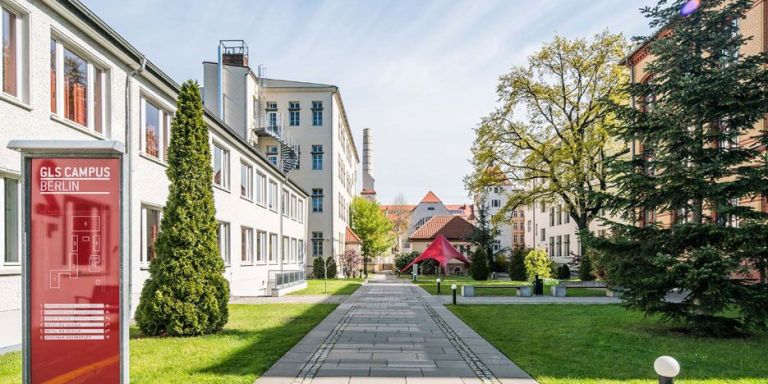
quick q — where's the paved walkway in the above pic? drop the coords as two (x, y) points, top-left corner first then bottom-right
(434, 295), (621, 305)
(256, 273), (537, 384)
(231, 295), (349, 305)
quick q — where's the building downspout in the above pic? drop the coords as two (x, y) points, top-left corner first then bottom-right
(125, 55), (146, 312)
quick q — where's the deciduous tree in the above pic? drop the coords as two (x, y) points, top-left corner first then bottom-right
(351, 197), (394, 276)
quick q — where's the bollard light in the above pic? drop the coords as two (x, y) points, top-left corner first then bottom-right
(436, 278), (442, 294)
(654, 356), (680, 384)
(451, 284), (457, 305)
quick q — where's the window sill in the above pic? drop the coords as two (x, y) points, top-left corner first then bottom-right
(0, 267), (21, 276)
(139, 152), (168, 167)
(213, 184), (231, 194)
(0, 93), (31, 111)
(241, 263), (254, 267)
(240, 196), (254, 203)
(139, 264), (150, 271)
(50, 114), (106, 140)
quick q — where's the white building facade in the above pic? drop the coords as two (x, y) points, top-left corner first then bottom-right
(201, 45), (359, 275)
(0, 0), (307, 349)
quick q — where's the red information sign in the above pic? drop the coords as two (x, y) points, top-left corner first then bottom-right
(29, 157), (121, 383)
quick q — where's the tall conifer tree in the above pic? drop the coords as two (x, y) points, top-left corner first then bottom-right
(595, 0), (768, 335)
(136, 80), (230, 336)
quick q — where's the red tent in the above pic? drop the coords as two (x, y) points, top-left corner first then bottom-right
(400, 234), (471, 273)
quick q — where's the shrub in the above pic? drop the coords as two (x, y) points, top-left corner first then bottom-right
(135, 81), (229, 337)
(470, 246), (490, 280)
(524, 248), (552, 280)
(579, 251), (596, 281)
(325, 257), (337, 278)
(312, 257), (325, 279)
(556, 264), (572, 280)
(420, 259), (439, 275)
(395, 251), (418, 273)
(508, 247), (528, 281)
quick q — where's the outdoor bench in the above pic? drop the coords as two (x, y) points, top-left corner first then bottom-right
(462, 284), (532, 297)
(551, 281), (609, 297)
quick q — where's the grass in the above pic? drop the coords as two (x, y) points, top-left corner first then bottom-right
(450, 304), (768, 384)
(288, 278), (363, 295)
(411, 276), (605, 297)
(0, 304), (336, 384)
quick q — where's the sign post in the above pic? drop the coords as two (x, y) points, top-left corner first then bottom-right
(8, 140), (128, 384)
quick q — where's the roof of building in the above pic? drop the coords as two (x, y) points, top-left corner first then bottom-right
(420, 191), (442, 204)
(262, 78), (336, 88)
(409, 215), (476, 241)
(345, 226), (361, 244)
(446, 204), (476, 222)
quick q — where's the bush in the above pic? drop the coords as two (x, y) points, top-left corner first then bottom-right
(524, 248), (552, 280)
(420, 259), (439, 275)
(311, 256), (337, 278)
(556, 264), (571, 280)
(493, 252), (509, 273)
(325, 257), (337, 278)
(135, 81), (229, 337)
(395, 251), (418, 273)
(579, 251), (596, 281)
(470, 246), (490, 280)
(508, 247), (528, 281)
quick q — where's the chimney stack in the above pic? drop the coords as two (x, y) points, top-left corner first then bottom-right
(362, 128), (376, 201)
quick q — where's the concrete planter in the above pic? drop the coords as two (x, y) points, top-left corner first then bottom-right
(551, 285), (567, 297)
(518, 286), (532, 297)
(461, 285), (475, 297)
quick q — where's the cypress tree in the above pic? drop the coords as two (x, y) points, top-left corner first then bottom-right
(470, 246), (490, 281)
(135, 80), (230, 336)
(508, 248), (528, 281)
(595, 0), (768, 335)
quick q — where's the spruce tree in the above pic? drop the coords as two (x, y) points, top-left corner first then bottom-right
(469, 246), (490, 281)
(595, 0), (768, 335)
(578, 252), (595, 281)
(508, 248), (528, 281)
(135, 80), (230, 336)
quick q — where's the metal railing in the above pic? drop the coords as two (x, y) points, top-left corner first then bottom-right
(268, 270), (305, 290)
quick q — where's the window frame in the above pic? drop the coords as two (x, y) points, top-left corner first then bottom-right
(268, 179), (278, 211)
(218, 221), (231, 266)
(140, 204), (163, 267)
(269, 233), (278, 264)
(241, 226), (253, 266)
(2, 176), (21, 267)
(240, 161), (253, 201)
(255, 171), (267, 207)
(212, 141), (230, 190)
(1, 5), (24, 101)
(140, 95), (172, 161)
(256, 230), (267, 264)
(312, 101), (323, 126)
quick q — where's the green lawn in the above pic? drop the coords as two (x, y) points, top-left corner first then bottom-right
(451, 304), (768, 384)
(288, 278), (363, 295)
(0, 304), (335, 384)
(411, 276), (603, 297)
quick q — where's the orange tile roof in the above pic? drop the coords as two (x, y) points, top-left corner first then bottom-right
(409, 215), (476, 241)
(420, 191), (442, 204)
(345, 226), (361, 244)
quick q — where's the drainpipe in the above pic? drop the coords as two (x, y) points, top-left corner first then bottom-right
(125, 55), (146, 314)
(627, 54), (636, 158)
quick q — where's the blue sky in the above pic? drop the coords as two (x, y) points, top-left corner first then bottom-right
(83, 0), (657, 205)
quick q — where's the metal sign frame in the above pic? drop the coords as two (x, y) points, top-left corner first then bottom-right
(8, 140), (128, 384)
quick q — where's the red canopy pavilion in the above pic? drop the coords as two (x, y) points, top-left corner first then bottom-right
(400, 234), (471, 274)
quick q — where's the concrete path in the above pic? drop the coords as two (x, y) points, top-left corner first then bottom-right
(434, 295), (621, 305)
(255, 273), (537, 384)
(231, 295), (349, 305)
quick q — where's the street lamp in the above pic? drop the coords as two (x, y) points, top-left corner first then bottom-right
(451, 284), (457, 305)
(654, 356), (680, 384)
(436, 278), (442, 294)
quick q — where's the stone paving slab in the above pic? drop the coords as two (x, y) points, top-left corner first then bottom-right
(433, 295), (621, 305)
(255, 273), (538, 384)
(230, 295), (349, 305)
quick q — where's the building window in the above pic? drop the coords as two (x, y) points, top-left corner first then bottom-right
(540, 228), (545, 242)
(290, 194), (297, 220)
(266, 145), (279, 166)
(241, 227), (253, 265)
(527, 220), (531, 232)
(240, 162), (253, 200)
(289, 101), (300, 126)
(312, 188), (323, 212)
(549, 237), (555, 256)
(298, 239), (305, 264)
(3, 178), (19, 264)
(491, 199), (501, 208)
(141, 206), (162, 264)
(556, 236), (562, 257)
(2, 7), (19, 97)
(50, 39), (109, 134)
(565, 210), (570, 224)
(268, 180), (278, 211)
(549, 207), (555, 226)
(142, 98), (170, 160)
(269, 233), (278, 264)
(298, 198), (304, 223)
(256, 230), (266, 263)
(557, 206), (562, 225)
(256, 172), (266, 206)
(281, 189), (289, 217)
(213, 142), (230, 188)
(564, 235), (570, 256)
(311, 145), (323, 170)
(282, 236), (289, 262)
(312, 232), (324, 257)
(312, 101), (323, 126)
(540, 203), (546, 213)
(291, 238), (298, 263)
(218, 222), (230, 265)
(294, 145), (301, 170)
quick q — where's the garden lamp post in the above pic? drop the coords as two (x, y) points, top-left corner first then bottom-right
(654, 356), (680, 384)
(451, 284), (457, 305)
(436, 278), (442, 294)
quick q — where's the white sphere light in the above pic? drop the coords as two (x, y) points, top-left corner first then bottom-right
(451, 284), (457, 290)
(436, 278), (441, 283)
(654, 356), (681, 378)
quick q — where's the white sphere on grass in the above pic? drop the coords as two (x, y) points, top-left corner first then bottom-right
(654, 356), (680, 378)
